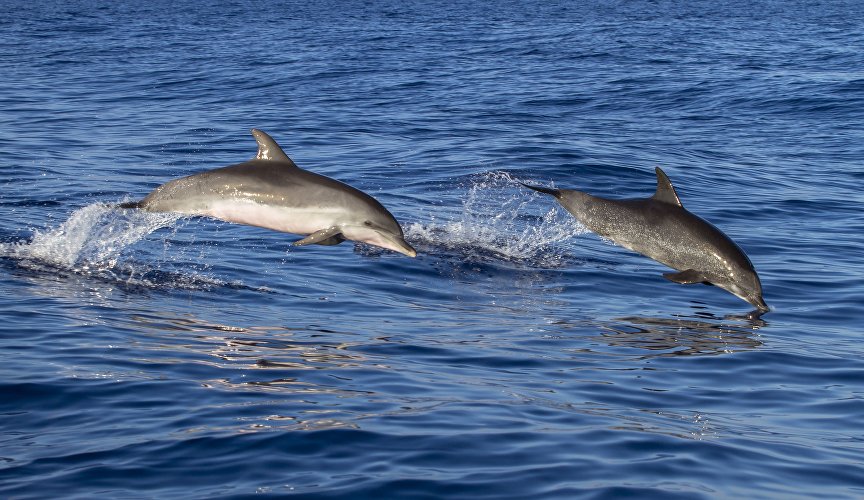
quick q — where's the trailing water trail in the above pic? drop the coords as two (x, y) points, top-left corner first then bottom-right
(0, 203), (254, 291)
(405, 171), (586, 268)
(2, 203), (183, 270)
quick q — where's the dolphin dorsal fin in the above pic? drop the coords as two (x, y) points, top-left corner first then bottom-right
(652, 167), (682, 207)
(251, 129), (298, 166)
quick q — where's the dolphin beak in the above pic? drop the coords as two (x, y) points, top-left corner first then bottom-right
(389, 236), (417, 258)
(750, 295), (769, 312)
(369, 230), (417, 257)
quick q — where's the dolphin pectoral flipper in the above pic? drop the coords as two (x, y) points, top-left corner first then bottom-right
(663, 269), (712, 285)
(314, 235), (346, 246)
(293, 227), (345, 247)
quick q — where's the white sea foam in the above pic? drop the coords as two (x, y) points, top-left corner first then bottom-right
(0, 204), (279, 293)
(1, 203), (182, 269)
(404, 171), (585, 268)
(0, 203), (241, 290)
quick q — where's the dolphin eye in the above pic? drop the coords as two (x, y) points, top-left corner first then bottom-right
(364, 221), (373, 226)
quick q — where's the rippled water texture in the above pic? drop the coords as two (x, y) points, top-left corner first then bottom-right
(1, 1), (863, 498)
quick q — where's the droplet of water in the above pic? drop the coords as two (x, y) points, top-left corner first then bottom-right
(404, 171), (585, 267)
(3, 203), (182, 270)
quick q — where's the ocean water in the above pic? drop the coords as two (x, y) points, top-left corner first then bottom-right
(1, 0), (863, 498)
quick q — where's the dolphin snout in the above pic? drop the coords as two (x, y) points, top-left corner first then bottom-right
(355, 227), (417, 257)
(389, 236), (417, 258)
(751, 295), (769, 312)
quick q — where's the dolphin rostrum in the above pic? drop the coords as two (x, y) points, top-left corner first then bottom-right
(120, 129), (416, 257)
(523, 168), (768, 311)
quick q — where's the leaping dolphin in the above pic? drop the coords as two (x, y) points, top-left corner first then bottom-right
(120, 129), (416, 257)
(523, 168), (768, 312)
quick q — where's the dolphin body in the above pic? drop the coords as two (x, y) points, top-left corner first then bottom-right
(523, 168), (768, 312)
(120, 129), (416, 257)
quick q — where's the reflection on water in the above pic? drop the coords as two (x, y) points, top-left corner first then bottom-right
(126, 311), (383, 432)
(128, 311), (374, 371)
(598, 310), (765, 357)
(510, 392), (724, 442)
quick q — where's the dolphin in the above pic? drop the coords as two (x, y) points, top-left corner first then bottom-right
(522, 168), (768, 312)
(120, 129), (416, 257)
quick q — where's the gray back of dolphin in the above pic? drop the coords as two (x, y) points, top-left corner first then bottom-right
(121, 129), (416, 257)
(523, 168), (768, 312)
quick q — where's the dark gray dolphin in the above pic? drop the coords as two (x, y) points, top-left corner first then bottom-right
(523, 168), (768, 311)
(120, 129), (416, 257)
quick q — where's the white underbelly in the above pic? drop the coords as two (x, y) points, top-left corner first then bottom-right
(198, 200), (342, 235)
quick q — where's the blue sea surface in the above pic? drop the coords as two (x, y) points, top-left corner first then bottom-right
(2, 0), (863, 498)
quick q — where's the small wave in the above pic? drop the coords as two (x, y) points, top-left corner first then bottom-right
(405, 171), (585, 268)
(0, 203), (262, 292)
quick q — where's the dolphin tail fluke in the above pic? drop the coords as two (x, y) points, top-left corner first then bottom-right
(117, 201), (143, 209)
(520, 182), (562, 198)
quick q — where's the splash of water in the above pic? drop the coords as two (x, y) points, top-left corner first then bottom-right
(1, 203), (183, 270)
(0, 204), (274, 293)
(405, 171), (585, 267)
(0, 203), (216, 290)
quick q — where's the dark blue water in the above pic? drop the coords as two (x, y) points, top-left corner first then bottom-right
(2, 1), (863, 498)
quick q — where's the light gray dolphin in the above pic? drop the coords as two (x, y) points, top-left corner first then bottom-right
(120, 129), (416, 257)
(523, 168), (768, 312)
